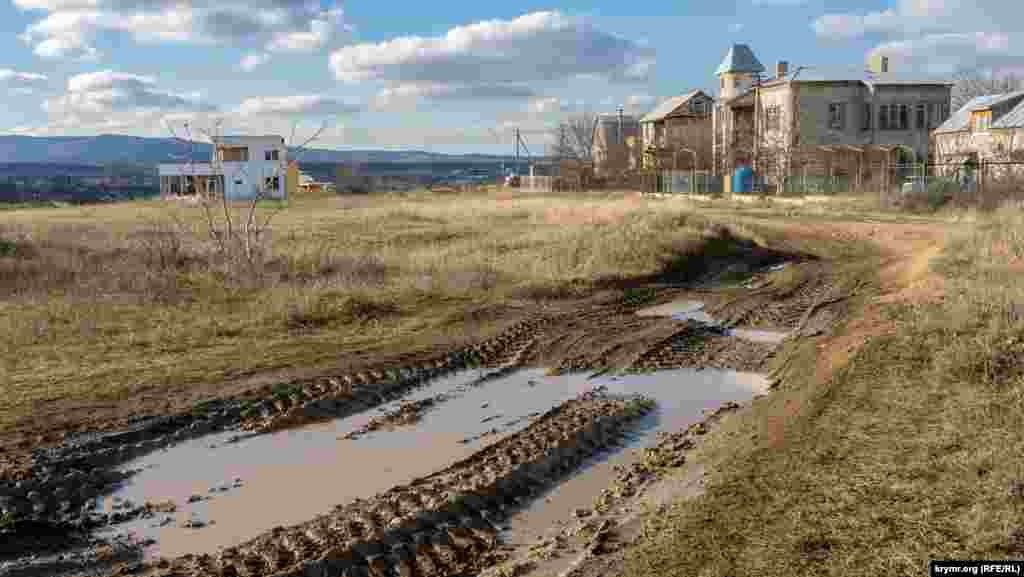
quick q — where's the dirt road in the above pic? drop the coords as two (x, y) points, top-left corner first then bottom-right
(0, 206), (952, 577)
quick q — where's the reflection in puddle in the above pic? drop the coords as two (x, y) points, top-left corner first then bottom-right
(636, 300), (789, 345)
(98, 369), (596, 559)
(98, 362), (770, 562)
(499, 368), (767, 556)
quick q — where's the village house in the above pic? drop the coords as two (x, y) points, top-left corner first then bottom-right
(932, 91), (1024, 180)
(713, 44), (953, 192)
(158, 135), (288, 200)
(591, 112), (641, 176)
(639, 90), (714, 170)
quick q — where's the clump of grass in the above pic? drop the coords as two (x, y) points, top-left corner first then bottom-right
(0, 511), (16, 530)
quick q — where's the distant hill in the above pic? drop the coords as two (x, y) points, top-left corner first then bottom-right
(0, 135), (521, 166)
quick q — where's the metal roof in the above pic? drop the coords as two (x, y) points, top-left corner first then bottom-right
(639, 91), (706, 123)
(762, 65), (951, 86)
(993, 97), (1024, 129)
(716, 44), (765, 76)
(936, 91), (1024, 132)
(219, 135), (285, 143)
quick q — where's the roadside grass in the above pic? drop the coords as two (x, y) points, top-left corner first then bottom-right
(623, 205), (1024, 576)
(0, 190), (770, 440)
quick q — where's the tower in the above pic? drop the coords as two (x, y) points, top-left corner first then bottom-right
(715, 44), (765, 100)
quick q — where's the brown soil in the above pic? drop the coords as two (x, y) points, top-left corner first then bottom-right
(525, 219), (949, 577)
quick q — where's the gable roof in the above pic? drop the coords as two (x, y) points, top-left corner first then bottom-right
(993, 98), (1024, 129)
(639, 91), (710, 123)
(936, 91), (1024, 133)
(716, 44), (765, 76)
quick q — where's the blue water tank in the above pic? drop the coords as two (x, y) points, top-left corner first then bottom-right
(732, 166), (753, 193)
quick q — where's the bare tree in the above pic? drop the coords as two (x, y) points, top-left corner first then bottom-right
(550, 113), (597, 162)
(164, 117), (326, 277)
(951, 67), (1024, 110)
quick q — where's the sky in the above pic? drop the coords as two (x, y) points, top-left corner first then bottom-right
(1, 0), (1021, 154)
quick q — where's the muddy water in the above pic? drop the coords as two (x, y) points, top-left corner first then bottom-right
(498, 368), (768, 559)
(636, 299), (789, 344)
(96, 368), (602, 560)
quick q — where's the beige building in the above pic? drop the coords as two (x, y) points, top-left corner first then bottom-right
(932, 91), (1024, 177)
(712, 44), (953, 190)
(591, 112), (641, 175)
(639, 91), (714, 170)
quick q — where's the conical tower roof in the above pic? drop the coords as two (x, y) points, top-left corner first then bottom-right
(715, 44), (765, 76)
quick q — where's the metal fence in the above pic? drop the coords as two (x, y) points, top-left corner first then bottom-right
(521, 175), (554, 192)
(883, 161), (1024, 208)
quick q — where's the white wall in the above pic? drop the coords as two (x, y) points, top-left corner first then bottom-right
(216, 136), (288, 200)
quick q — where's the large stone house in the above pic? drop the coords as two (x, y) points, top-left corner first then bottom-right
(591, 113), (641, 176)
(712, 43), (953, 190)
(639, 91), (714, 170)
(932, 91), (1024, 178)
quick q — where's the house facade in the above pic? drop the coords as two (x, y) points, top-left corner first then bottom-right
(932, 91), (1024, 177)
(591, 113), (641, 176)
(712, 44), (953, 189)
(159, 135), (288, 200)
(639, 91), (714, 170)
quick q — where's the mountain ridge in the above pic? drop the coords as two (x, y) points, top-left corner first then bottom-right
(0, 135), (522, 165)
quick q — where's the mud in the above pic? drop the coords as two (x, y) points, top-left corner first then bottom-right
(0, 250), (848, 577)
(490, 394), (752, 577)
(115, 389), (655, 577)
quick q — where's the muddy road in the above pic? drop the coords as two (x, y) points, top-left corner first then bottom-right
(0, 226), (865, 577)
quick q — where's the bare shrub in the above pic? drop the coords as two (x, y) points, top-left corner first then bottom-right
(284, 291), (400, 331)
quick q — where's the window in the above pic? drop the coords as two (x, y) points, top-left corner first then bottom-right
(862, 103), (872, 131)
(265, 149), (280, 161)
(916, 104), (926, 129)
(265, 176), (280, 190)
(829, 102), (846, 131)
(897, 104), (909, 130)
(219, 147), (249, 162)
(879, 105), (889, 130)
(765, 105), (781, 130)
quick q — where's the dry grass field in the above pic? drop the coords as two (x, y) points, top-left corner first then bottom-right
(7, 187), (1024, 576)
(616, 202), (1024, 576)
(0, 189), (766, 447)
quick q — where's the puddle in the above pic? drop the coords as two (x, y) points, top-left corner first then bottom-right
(95, 368), (605, 560)
(95, 359), (769, 563)
(636, 300), (789, 345)
(497, 368), (767, 563)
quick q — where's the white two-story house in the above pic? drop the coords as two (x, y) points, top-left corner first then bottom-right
(159, 135), (288, 201)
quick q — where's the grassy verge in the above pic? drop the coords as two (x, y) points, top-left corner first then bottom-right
(0, 190), (768, 440)
(623, 206), (1024, 575)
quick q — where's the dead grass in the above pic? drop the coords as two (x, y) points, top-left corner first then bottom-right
(0, 190), (759, 439)
(622, 204), (1024, 575)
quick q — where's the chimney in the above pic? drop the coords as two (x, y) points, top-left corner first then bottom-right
(881, 56), (889, 73)
(776, 60), (789, 80)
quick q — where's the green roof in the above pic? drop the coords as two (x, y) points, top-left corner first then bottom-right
(715, 44), (765, 76)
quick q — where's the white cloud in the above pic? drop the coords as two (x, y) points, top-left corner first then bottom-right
(373, 82), (536, 109)
(237, 94), (359, 117)
(0, 69), (48, 84)
(812, 0), (1023, 78)
(625, 92), (653, 113)
(27, 70), (216, 135)
(529, 97), (570, 115)
(811, 10), (900, 39)
(240, 52), (271, 71)
(15, 0), (349, 63)
(330, 11), (654, 104)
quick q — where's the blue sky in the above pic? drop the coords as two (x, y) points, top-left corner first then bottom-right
(1, 0), (1021, 154)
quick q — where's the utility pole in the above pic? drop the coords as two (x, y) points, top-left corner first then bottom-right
(515, 128), (520, 175)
